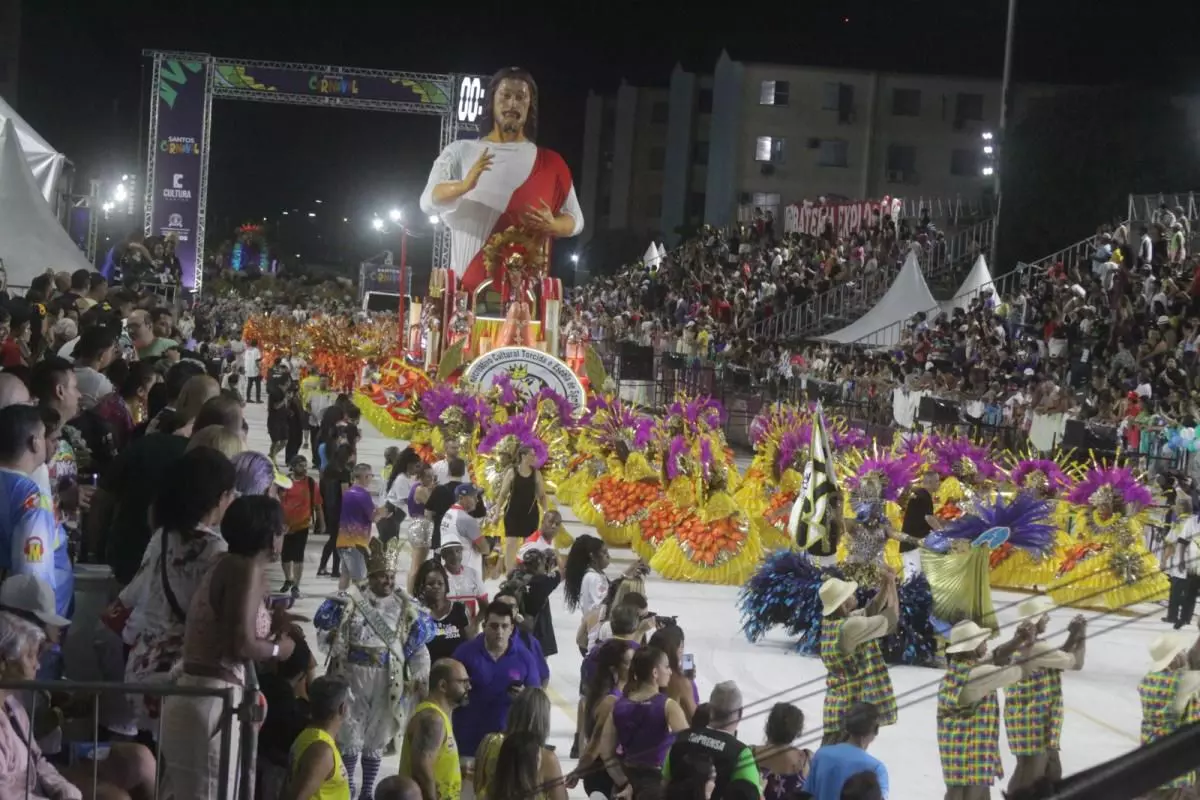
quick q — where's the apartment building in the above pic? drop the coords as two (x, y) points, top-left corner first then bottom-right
(580, 49), (1054, 248)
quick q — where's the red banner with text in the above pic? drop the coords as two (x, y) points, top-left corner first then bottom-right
(783, 196), (903, 239)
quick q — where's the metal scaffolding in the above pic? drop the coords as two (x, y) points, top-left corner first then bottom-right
(142, 50), (482, 294)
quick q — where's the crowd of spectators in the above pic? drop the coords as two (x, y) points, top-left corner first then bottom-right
(566, 209), (957, 371)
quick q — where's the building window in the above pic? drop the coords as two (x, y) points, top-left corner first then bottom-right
(698, 88), (713, 113)
(955, 92), (984, 122)
(759, 80), (790, 106)
(891, 88), (921, 116)
(692, 141), (709, 166)
(817, 139), (848, 168)
(886, 144), (916, 173)
(822, 82), (854, 111)
(647, 194), (662, 217)
(950, 148), (980, 176)
(648, 146), (666, 171)
(751, 192), (780, 207)
(651, 101), (669, 124)
(755, 136), (785, 163)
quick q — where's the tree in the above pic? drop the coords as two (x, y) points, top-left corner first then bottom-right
(996, 86), (1200, 272)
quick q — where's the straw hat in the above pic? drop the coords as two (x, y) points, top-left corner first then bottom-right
(945, 621), (993, 655)
(1016, 595), (1055, 622)
(1149, 633), (1192, 672)
(819, 578), (859, 617)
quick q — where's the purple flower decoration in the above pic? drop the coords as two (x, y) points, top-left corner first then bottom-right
(844, 452), (918, 503)
(1010, 458), (1072, 496)
(665, 435), (691, 481)
(1066, 464), (1153, 509)
(524, 387), (575, 428)
(931, 438), (999, 481)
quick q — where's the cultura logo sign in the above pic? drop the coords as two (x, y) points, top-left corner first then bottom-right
(160, 136), (201, 156)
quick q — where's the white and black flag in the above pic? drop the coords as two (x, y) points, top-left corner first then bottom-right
(788, 402), (840, 555)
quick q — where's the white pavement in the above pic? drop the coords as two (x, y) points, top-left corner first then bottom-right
(241, 401), (1168, 799)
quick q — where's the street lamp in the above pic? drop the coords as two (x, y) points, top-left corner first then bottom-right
(371, 217), (385, 232)
(570, 253), (579, 264)
(388, 208), (402, 223)
(428, 214), (440, 225)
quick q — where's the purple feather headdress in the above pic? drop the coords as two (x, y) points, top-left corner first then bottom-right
(929, 492), (1056, 556)
(750, 404), (806, 450)
(597, 401), (655, 452)
(1010, 458), (1072, 496)
(489, 373), (524, 408)
(665, 435), (691, 481)
(1066, 464), (1153, 510)
(775, 424), (813, 475)
(844, 452), (917, 503)
(932, 438), (999, 481)
(832, 425), (870, 451)
(477, 412), (549, 467)
(667, 394), (726, 432)
(698, 437), (715, 481)
(524, 387), (575, 428)
(895, 432), (943, 462)
(579, 394), (613, 427)
(420, 385), (489, 431)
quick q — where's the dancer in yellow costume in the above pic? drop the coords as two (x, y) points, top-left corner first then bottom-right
(1048, 463), (1170, 610)
(928, 438), (1000, 524)
(572, 398), (660, 547)
(648, 432), (763, 585)
(735, 405), (813, 552)
(989, 455), (1076, 591)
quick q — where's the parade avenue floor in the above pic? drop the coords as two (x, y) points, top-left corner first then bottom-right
(242, 402), (1167, 799)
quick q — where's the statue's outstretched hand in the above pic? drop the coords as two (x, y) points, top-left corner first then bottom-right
(464, 148), (494, 192)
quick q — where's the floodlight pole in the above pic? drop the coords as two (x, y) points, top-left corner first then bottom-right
(992, 0), (1016, 266)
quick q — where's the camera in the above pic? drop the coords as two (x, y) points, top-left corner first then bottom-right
(654, 614), (678, 628)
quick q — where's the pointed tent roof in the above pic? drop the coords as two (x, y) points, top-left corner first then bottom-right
(940, 255), (995, 316)
(0, 96), (65, 204)
(0, 119), (92, 288)
(820, 251), (937, 347)
(643, 241), (661, 266)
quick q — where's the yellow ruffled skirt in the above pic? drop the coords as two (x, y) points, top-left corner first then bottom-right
(648, 492), (764, 585)
(988, 529), (1072, 591)
(1048, 542), (1170, 611)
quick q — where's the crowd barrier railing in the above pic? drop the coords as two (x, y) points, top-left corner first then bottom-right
(1127, 192), (1200, 224)
(0, 670), (260, 800)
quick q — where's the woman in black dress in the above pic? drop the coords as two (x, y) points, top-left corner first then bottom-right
(413, 559), (472, 661)
(495, 445), (548, 573)
(316, 443), (353, 578)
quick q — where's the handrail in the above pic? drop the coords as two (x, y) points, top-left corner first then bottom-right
(1127, 192), (1200, 223)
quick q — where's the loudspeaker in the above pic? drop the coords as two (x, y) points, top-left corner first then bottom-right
(618, 342), (655, 381)
(917, 396), (961, 424)
(1062, 419), (1118, 453)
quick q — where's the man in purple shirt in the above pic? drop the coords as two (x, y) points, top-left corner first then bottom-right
(451, 599), (542, 755)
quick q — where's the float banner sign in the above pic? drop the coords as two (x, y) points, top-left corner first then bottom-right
(212, 62), (462, 109)
(362, 268), (403, 296)
(151, 58), (208, 289)
(464, 346), (586, 411)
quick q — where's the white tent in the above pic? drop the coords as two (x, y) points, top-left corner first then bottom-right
(657, 242), (668, 259)
(644, 242), (662, 267)
(0, 119), (92, 288)
(0, 96), (65, 205)
(940, 255), (994, 316)
(820, 252), (937, 347)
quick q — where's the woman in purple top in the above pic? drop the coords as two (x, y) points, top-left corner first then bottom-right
(405, 464), (438, 572)
(575, 639), (635, 797)
(650, 624), (700, 722)
(598, 646), (688, 798)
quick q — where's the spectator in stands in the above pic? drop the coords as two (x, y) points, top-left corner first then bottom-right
(664, 681), (761, 800)
(127, 309), (177, 360)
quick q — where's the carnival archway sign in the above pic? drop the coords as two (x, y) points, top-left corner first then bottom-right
(142, 49), (487, 295)
(464, 347), (586, 411)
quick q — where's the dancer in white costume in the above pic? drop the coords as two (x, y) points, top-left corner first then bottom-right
(420, 67), (584, 296)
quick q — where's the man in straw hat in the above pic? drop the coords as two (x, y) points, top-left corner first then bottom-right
(818, 572), (899, 745)
(937, 619), (1036, 799)
(1004, 596), (1088, 793)
(316, 538), (431, 800)
(1138, 632), (1200, 799)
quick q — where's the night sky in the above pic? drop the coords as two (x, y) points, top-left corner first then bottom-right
(14, 0), (1200, 271)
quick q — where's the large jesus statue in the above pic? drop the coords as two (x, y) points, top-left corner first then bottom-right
(420, 67), (583, 295)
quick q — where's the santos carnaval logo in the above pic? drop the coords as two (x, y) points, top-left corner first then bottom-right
(160, 136), (201, 156)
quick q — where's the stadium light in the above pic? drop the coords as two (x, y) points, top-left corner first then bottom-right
(371, 217), (385, 232)
(112, 183), (128, 203)
(981, 166), (995, 176)
(981, 131), (994, 141)
(428, 214), (440, 225)
(308, 212), (316, 218)
(343, 217), (349, 223)
(983, 145), (994, 155)
(570, 253), (580, 263)
(282, 211), (289, 216)
(388, 208), (402, 223)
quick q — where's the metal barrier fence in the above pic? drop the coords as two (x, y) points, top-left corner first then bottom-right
(1128, 192), (1200, 223)
(0, 670), (258, 800)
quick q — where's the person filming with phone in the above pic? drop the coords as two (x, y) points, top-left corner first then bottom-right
(452, 599), (543, 762)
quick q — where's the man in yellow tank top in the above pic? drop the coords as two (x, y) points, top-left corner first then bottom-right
(284, 676), (352, 800)
(400, 658), (471, 800)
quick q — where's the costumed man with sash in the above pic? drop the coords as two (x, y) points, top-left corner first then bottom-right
(938, 620), (1035, 800)
(314, 539), (436, 800)
(1004, 595), (1088, 794)
(1139, 632), (1200, 799)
